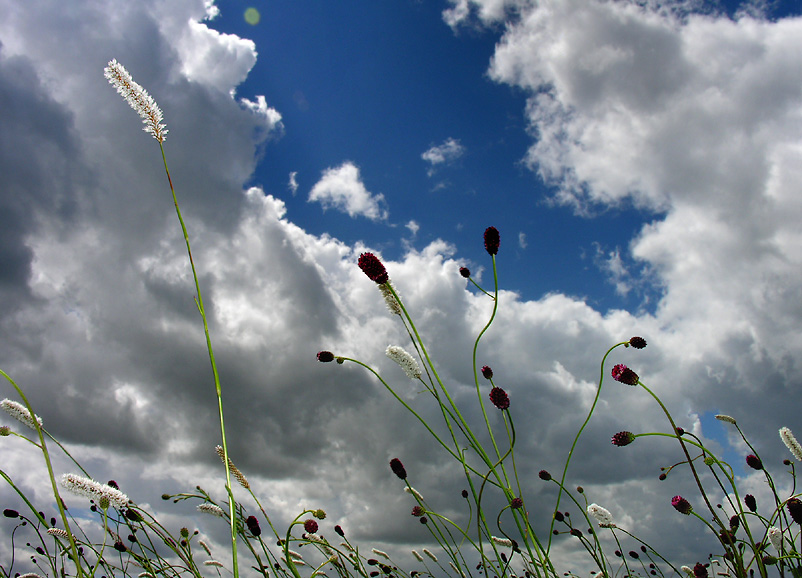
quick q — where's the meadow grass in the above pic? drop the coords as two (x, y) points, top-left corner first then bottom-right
(1, 60), (801, 578)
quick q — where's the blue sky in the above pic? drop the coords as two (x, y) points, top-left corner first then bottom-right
(2, 0), (802, 573)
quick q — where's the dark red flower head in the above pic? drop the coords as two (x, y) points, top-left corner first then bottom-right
(481, 365), (493, 379)
(746, 454), (763, 470)
(538, 470), (552, 481)
(459, 267), (470, 278)
(390, 458), (407, 480)
(744, 494), (757, 512)
(484, 227), (500, 256)
(304, 519), (318, 534)
(671, 495), (693, 515)
(317, 351), (334, 363)
(693, 563), (708, 578)
(334, 525), (344, 537)
(489, 387), (509, 410)
(611, 431), (636, 447)
(510, 498), (523, 509)
(411, 506), (424, 517)
(628, 337), (647, 349)
(246, 515), (261, 536)
(787, 497), (802, 525)
(611, 364), (639, 385)
(358, 252), (389, 284)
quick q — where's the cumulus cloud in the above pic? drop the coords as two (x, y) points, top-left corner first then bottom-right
(308, 161), (389, 220)
(421, 137), (465, 176)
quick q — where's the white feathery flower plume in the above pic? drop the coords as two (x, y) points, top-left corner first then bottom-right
(767, 526), (783, 552)
(1, 399), (43, 430)
(587, 503), (617, 528)
(490, 536), (512, 547)
(197, 503), (226, 518)
(372, 548), (390, 559)
(715, 415), (737, 425)
(404, 486), (424, 501)
(412, 550), (423, 562)
(379, 283), (402, 315)
(386, 346), (422, 380)
(423, 548), (437, 562)
(104, 59), (168, 143)
(60, 474), (129, 509)
(780, 427), (802, 461)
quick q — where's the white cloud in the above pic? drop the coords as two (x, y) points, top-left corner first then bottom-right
(406, 220), (420, 236)
(518, 231), (527, 249)
(421, 137), (465, 176)
(288, 171), (299, 195)
(308, 161), (389, 220)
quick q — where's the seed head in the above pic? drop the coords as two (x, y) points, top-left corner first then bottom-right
(390, 458), (407, 480)
(671, 495), (693, 515)
(484, 227), (500, 255)
(780, 427), (802, 461)
(611, 431), (636, 447)
(104, 60), (168, 143)
(489, 387), (509, 410)
(611, 364), (639, 385)
(358, 252), (389, 284)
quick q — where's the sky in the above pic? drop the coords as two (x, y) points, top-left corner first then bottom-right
(1, 0), (802, 574)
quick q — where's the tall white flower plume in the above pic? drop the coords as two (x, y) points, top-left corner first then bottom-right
(386, 345), (422, 380)
(587, 503), (617, 528)
(60, 474), (129, 509)
(780, 427), (802, 461)
(1, 399), (42, 431)
(104, 59), (168, 143)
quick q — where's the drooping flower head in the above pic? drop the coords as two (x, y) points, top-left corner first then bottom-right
(390, 458), (407, 480)
(1, 399), (43, 431)
(104, 60), (168, 143)
(481, 365), (493, 379)
(489, 387), (510, 410)
(628, 336), (647, 349)
(61, 474), (129, 509)
(386, 346), (422, 380)
(484, 227), (500, 256)
(587, 504), (616, 528)
(671, 495), (693, 515)
(780, 427), (802, 461)
(611, 431), (636, 447)
(358, 252), (389, 284)
(611, 364), (639, 385)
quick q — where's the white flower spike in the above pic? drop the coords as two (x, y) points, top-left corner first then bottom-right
(386, 345), (422, 380)
(104, 59), (168, 143)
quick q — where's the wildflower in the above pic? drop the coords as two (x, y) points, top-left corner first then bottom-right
(246, 515), (261, 536)
(729, 515), (740, 532)
(3, 509), (19, 517)
(386, 346), (421, 380)
(61, 474), (129, 509)
(114, 541), (127, 552)
(104, 59), (168, 143)
(715, 415), (737, 425)
(611, 364), (639, 385)
(372, 549), (390, 559)
(18, 574), (46, 578)
(459, 267), (470, 278)
(358, 252), (389, 284)
(681, 566), (694, 577)
(538, 470), (551, 481)
(379, 283), (402, 315)
(571, 529), (583, 538)
(491, 536), (513, 547)
(411, 506), (424, 517)
(197, 503), (225, 518)
(204, 560), (225, 568)
(672, 495), (693, 515)
(587, 504), (616, 528)
(125, 508), (143, 522)
(693, 563), (708, 578)
(484, 227), (500, 255)
(744, 494), (757, 512)
(317, 351), (335, 363)
(215, 445), (249, 489)
(611, 431), (636, 447)
(780, 427), (802, 461)
(786, 497), (802, 525)
(423, 548), (437, 562)
(628, 337), (647, 349)
(510, 497), (523, 509)
(767, 526), (783, 551)
(489, 387), (510, 410)
(461, 489), (469, 498)
(390, 458), (407, 479)
(199, 540), (212, 555)
(47, 528), (69, 538)
(404, 486), (423, 500)
(0, 426), (9, 436)
(334, 525), (344, 537)
(746, 454), (763, 470)
(481, 365), (493, 379)
(412, 550), (423, 562)
(1, 399), (43, 431)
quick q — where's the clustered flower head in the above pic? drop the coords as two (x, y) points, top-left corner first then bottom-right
(61, 474), (129, 509)
(693, 563), (708, 578)
(538, 470), (551, 481)
(628, 336), (647, 349)
(587, 504), (616, 528)
(390, 458), (407, 480)
(787, 497), (802, 525)
(611, 364), (639, 386)
(484, 227), (500, 255)
(358, 252), (389, 284)
(304, 519), (319, 534)
(510, 497), (523, 509)
(459, 267), (470, 278)
(489, 387), (510, 410)
(246, 515), (261, 536)
(744, 494), (757, 512)
(215, 445), (249, 489)
(671, 495), (693, 515)
(197, 503), (225, 518)
(746, 454), (763, 470)
(104, 59), (168, 143)
(481, 365), (493, 379)
(780, 427), (802, 461)
(611, 431), (636, 447)
(1, 399), (43, 431)
(715, 414), (737, 425)
(379, 282), (402, 315)
(386, 345), (422, 380)
(317, 351), (335, 363)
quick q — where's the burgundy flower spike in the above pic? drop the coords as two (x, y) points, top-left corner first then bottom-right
(484, 227), (500, 256)
(358, 252), (389, 284)
(489, 387), (510, 410)
(611, 364), (639, 386)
